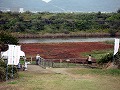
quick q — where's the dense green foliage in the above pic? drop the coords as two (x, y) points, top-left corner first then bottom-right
(97, 50), (120, 68)
(0, 31), (18, 45)
(0, 31), (19, 81)
(0, 31), (18, 52)
(0, 11), (120, 35)
(82, 48), (120, 68)
(114, 51), (120, 67)
(97, 52), (113, 64)
(0, 59), (18, 81)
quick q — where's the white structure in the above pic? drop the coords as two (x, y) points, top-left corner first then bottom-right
(114, 38), (119, 55)
(1, 45), (25, 65)
(19, 8), (24, 13)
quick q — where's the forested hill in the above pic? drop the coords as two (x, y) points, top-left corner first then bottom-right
(0, 11), (120, 37)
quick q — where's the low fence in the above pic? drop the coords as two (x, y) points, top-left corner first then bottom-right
(37, 58), (96, 68)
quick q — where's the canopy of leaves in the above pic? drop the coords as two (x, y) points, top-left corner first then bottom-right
(0, 31), (18, 51)
(0, 31), (18, 45)
(0, 11), (120, 34)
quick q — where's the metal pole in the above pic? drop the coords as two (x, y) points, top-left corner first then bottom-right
(12, 46), (15, 79)
(12, 57), (14, 79)
(6, 64), (8, 81)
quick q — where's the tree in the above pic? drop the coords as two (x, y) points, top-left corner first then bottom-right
(117, 8), (120, 13)
(0, 31), (18, 45)
(0, 31), (18, 52)
(106, 13), (120, 36)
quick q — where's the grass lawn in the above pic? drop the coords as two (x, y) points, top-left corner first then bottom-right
(0, 67), (120, 90)
(82, 49), (113, 60)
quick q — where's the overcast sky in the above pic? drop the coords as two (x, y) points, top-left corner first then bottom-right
(0, 0), (120, 12)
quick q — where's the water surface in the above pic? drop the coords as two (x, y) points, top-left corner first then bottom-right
(19, 37), (118, 43)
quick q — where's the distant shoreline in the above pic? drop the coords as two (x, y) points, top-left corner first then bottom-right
(12, 33), (120, 38)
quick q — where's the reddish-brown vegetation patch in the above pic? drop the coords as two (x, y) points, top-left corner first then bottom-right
(21, 42), (113, 59)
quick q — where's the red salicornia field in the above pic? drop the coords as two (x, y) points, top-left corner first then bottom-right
(21, 42), (113, 59)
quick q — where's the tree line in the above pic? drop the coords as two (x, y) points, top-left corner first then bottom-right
(0, 10), (120, 36)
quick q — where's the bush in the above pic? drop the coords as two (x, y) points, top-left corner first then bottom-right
(7, 66), (19, 79)
(0, 59), (6, 68)
(0, 31), (19, 81)
(114, 51), (120, 68)
(0, 59), (6, 81)
(97, 51), (120, 68)
(0, 67), (6, 81)
(97, 52), (113, 64)
(0, 58), (19, 81)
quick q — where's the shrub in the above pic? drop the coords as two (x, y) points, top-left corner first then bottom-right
(0, 67), (6, 81)
(7, 66), (19, 79)
(97, 52), (113, 64)
(0, 59), (6, 68)
(0, 59), (6, 81)
(114, 51), (120, 68)
(0, 58), (18, 81)
(97, 51), (120, 69)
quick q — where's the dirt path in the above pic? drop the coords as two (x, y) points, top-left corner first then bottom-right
(27, 65), (92, 79)
(27, 65), (69, 74)
(27, 65), (75, 76)
(27, 65), (53, 73)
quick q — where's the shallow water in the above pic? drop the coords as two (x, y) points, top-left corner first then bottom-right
(19, 37), (119, 43)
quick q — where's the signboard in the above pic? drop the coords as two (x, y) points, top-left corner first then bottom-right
(7, 45), (21, 65)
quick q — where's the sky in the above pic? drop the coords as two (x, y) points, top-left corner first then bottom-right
(0, 0), (120, 12)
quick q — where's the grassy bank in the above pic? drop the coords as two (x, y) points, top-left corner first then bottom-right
(0, 68), (120, 90)
(12, 32), (115, 38)
(68, 68), (120, 76)
(82, 49), (113, 60)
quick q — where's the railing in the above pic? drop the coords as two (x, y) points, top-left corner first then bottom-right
(37, 58), (96, 68)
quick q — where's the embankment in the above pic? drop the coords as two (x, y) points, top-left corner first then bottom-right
(12, 33), (120, 38)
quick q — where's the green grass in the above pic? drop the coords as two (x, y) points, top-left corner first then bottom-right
(82, 49), (113, 60)
(0, 68), (120, 90)
(20, 59), (36, 65)
(104, 40), (114, 45)
(69, 68), (120, 76)
(7, 81), (18, 84)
